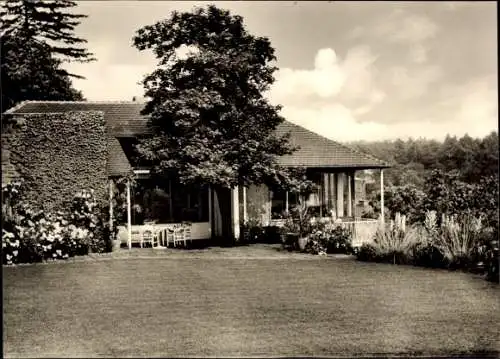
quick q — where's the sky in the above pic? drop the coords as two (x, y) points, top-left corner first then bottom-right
(64, 1), (498, 142)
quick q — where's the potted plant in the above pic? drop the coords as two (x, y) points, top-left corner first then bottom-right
(282, 196), (312, 251)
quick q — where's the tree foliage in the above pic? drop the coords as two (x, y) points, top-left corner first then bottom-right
(1, 0), (92, 112)
(1, 34), (83, 113)
(0, 0), (95, 72)
(132, 5), (308, 191)
(350, 132), (498, 188)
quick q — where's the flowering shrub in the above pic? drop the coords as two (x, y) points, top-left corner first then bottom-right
(2, 229), (20, 265)
(303, 224), (353, 255)
(2, 187), (112, 265)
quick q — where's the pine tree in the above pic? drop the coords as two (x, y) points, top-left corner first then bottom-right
(0, 0), (95, 78)
(1, 33), (84, 113)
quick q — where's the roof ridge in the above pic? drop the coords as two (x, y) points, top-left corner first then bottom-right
(3, 100), (31, 114)
(15, 100), (143, 104)
(284, 120), (390, 166)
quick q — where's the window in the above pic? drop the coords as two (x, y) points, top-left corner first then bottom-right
(271, 189), (300, 219)
(131, 178), (209, 225)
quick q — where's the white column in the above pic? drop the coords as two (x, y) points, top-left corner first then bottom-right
(323, 173), (329, 213)
(285, 191), (289, 214)
(318, 182), (322, 218)
(336, 173), (344, 218)
(329, 173), (335, 217)
(231, 186), (240, 240)
(208, 186), (212, 235)
(109, 179), (114, 232)
(380, 169), (385, 224)
(242, 186), (248, 224)
(126, 179), (132, 249)
(351, 172), (356, 218)
(347, 173), (352, 217)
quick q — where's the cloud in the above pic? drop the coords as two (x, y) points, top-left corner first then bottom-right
(387, 65), (442, 100)
(349, 9), (438, 68)
(62, 43), (154, 101)
(270, 48), (346, 103)
(409, 43), (428, 64)
(269, 47), (496, 142)
(270, 46), (384, 111)
(373, 9), (439, 44)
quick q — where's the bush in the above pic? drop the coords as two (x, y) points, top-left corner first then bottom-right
(356, 243), (378, 262)
(326, 226), (353, 254)
(302, 223), (353, 255)
(2, 186), (111, 265)
(435, 213), (483, 271)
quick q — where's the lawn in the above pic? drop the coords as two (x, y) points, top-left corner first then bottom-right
(3, 245), (500, 358)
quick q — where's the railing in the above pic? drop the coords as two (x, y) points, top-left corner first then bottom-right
(333, 219), (380, 247)
(270, 217), (380, 247)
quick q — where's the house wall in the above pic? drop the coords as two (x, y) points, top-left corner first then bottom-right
(1, 112), (108, 212)
(245, 184), (271, 226)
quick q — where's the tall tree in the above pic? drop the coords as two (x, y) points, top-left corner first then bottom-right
(1, 0), (95, 78)
(1, 34), (83, 113)
(0, 0), (92, 112)
(133, 5), (310, 236)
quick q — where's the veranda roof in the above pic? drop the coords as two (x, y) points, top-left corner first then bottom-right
(5, 101), (390, 175)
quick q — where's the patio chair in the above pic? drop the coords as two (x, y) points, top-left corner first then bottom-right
(160, 227), (175, 248)
(173, 226), (185, 248)
(183, 226), (191, 247)
(140, 225), (158, 248)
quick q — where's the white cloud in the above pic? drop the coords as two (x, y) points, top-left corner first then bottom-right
(63, 43), (154, 101)
(409, 43), (428, 64)
(270, 45), (383, 109)
(270, 48), (346, 103)
(269, 48), (496, 142)
(375, 10), (439, 44)
(388, 65), (442, 100)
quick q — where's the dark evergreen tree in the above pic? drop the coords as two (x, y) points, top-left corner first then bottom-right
(0, 0), (92, 112)
(1, 0), (95, 78)
(1, 34), (84, 113)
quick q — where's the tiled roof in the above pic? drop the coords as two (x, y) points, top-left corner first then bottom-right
(107, 137), (133, 176)
(275, 121), (389, 169)
(5, 101), (149, 136)
(5, 101), (390, 171)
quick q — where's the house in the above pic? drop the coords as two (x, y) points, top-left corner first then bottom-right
(4, 101), (390, 247)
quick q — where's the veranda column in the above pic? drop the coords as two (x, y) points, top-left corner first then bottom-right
(323, 173), (329, 214)
(109, 179), (114, 232)
(351, 171), (356, 218)
(242, 186), (248, 224)
(329, 173), (335, 217)
(126, 179), (132, 249)
(380, 169), (385, 224)
(336, 173), (345, 218)
(347, 173), (352, 217)
(208, 186), (212, 236)
(231, 186), (240, 240)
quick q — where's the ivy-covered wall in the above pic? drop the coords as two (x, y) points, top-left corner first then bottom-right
(2, 111), (108, 212)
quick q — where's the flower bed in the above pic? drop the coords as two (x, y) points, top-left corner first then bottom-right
(2, 182), (112, 265)
(356, 211), (499, 283)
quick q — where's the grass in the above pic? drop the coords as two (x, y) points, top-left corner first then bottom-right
(3, 244), (500, 358)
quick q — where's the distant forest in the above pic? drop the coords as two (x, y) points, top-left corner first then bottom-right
(347, 131), (498, 190)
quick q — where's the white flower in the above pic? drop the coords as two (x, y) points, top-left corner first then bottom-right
(12, 250), (18, 256)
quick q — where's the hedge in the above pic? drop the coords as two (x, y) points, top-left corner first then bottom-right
(2, 111), (108, 212)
